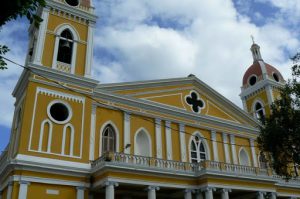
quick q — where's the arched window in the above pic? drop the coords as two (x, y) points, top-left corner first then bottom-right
(102, 125), (116, 153)
(62, 124), (74, 156)
(38, 119), (53, 153)
(239, 148), (250, 166)
(254, 102), (265, 121)
(134, 129), (151, 157)
(190, 134), (206, 163)
(57, 29), (74, 65)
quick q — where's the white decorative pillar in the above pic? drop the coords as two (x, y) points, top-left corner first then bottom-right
(222, 133), (230, 163)
(250, 139), (258, 167)
(33, 8), (49, 65)
(18, 181), (30, 199)
(89, 104), (97, 161)
(147, 186), (159, 199)
(220, 189), (231, 199)
(203, 187), (215, 199)
(124, 112), (131, 154)
(184, 189), (192, 199)
(77, 187), (85, 199)
(155, 119), (162, 158)
(179, 124), (187, 162)
(84, 22), (95, 78)
(195, 190), (204, 199)
(105, 182), (118, 199)
(257, 192), (265, 199)
(211, 131), (219, 161)
(165, 121), (172, 160)
(6, 182), (13, 199)
(268, 193), (276, 199)
(230, 135), (238, 164)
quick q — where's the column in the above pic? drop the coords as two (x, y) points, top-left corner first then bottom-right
(203, 187), (215, 199)
(195, 190), (204, 199)
(268, 193), (276, 199)
(124, 112), (131, 154)
(222, 133), (230, 163)
(179, 124), (187, 162)
(33, 8), (49, 65)
(6, 182), (13, 199)
(184, 189), (192, 199)
(230, 135), (238, 164)
(105, 182), (118, 199)
(89, 104), (97, 161)
(18, 181), (30, 199)
(84, 22), (95, 77)
(250, 139), (258, 167)
(211, 131), (219, 161)
(220, 189), (231, 199)
(155, 119), (162, 158)
(76, 187), (85, 199)
(165, 121), (172, 160)
(147, 186), (159, 199)
(257, 192), (265, 199)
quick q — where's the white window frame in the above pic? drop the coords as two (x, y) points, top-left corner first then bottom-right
(134, 127), (152, 157)
(188, 131), (210, 163)
(99, 121), (120, 156)
(52, 24), (79, 74)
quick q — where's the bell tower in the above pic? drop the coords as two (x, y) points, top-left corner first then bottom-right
(240, 41), (285, 120)
(26, 0), (96, 77)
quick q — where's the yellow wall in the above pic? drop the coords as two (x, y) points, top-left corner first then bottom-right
(27, 183), (77, 199)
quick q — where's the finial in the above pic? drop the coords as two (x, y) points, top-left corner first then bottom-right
(251, 35), (255, 44)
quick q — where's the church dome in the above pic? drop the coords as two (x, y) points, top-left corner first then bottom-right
(242, 42), (284, 88)
(242, 61), (284, 87)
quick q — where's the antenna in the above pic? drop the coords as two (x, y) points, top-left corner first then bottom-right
(251, 35), (255, 44)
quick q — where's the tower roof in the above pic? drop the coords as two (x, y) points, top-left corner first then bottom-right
(242, 42), (284, 88)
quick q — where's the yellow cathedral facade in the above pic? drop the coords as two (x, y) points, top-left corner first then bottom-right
(0, 0), (299, 199)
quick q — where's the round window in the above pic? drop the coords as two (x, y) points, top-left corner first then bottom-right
(273, 73), (279, 82)
(48, 101), (72, 124)
(65, 0), (79, 6)
(249, 76), (257, 86)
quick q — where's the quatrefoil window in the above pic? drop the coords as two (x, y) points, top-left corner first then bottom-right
(185, 91), (205, 113)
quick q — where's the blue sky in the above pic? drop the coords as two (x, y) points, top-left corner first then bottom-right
(1, 0), (300, 152)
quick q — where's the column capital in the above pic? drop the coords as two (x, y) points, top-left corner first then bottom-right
(165, 121), (171, 127)
(220, 188), (232, 193)
(256, 191), (266, 196)
(124, 112), (130, 121)
(201, 187), (216, 192)
(250, 138), (255, 147)
(7, 181), (13, 186)
(211, 131), (216, 141)
(76, 186), (86, 190)
(147, 186), (160, 191)
(229, 134), (235, 144)
(19, 181), (30, 185)
(222, 133), (228, 143)
(184, 189), (194, 193)
(155, 118), (161, 124)
(104, 181), (119, 187)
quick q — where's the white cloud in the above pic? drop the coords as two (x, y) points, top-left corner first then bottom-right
(0, 0), (299, 129)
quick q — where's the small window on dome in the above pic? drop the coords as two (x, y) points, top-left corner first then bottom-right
(249, 76), (257, 86)
(273, 73), (279, 82)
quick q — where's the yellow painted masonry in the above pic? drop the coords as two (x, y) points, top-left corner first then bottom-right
(246, 90), (271, 117)
(27, 183), (77, 199)
(17, 81), (92, 163)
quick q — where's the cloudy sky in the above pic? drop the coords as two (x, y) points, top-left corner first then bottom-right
(0, 0), (299, 151)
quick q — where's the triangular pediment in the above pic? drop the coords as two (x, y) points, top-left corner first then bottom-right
(98, 77), (258, 126)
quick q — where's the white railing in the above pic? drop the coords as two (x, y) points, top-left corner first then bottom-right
(57, 61), (71, 73)
(92, 153), (300, 185)
(92, 152), (198, 173)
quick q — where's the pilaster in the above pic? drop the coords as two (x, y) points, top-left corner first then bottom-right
(124, 112), (131, 154)
(211, 131), (219, 161)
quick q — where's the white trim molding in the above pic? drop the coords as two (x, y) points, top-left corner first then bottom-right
(84, 22), (95, 77)
(222, 133), (231, 163)
(239, 147), (251, 166)
(61, 123), (75, 156)
(179, 124), (187, 162)
(155, 119), (162, 158)
(99, 121), (120, 156)
(123, 112), (131, 154)
(188, 131), (211, 162)
(250, 139), (258, 167)
(18, 181), (30, 199)
(165, 121), (172, 160)
(211, 131), (219, 161)
(230, 134), (238, 164)
(38, 119), (53, 153)
(89, 104), (97, 161)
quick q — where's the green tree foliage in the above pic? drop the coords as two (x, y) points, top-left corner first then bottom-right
(258, 53), (300, 178)
(0, 0), (46, 70)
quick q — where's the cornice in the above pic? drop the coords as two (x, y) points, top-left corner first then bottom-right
(94, 89), (260, 134)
